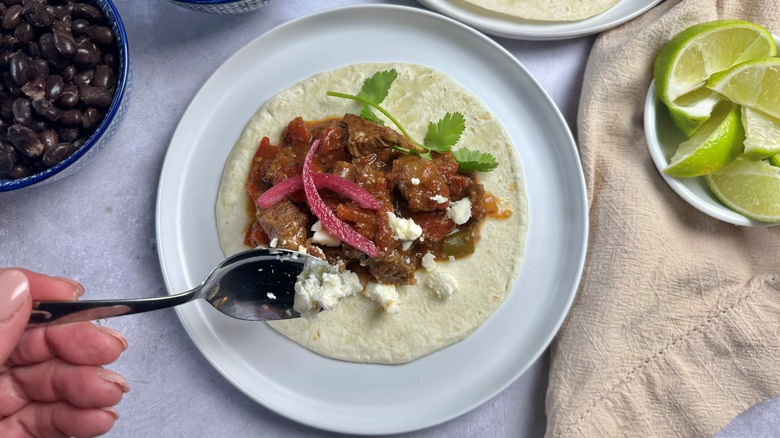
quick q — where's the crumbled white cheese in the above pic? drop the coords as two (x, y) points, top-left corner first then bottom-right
(426, 270), (458, 299)
(430, 194), (449, 204)
(421, 252), (437, 272)
(365, 282), (400, 314)
(410, 177), (420, 185)
(311, 220), (341, 247)
(386, 212), (423, 241)
(269, 237), (278, 248)
(446, 197), (472, 225)
(294, 263), (362, 318)
(267, 292), (277, 300)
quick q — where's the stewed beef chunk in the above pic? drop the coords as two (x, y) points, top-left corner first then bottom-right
(343, 113), (410, 160)
(391, 154), (450, 212)
(255, 199), (309, 250)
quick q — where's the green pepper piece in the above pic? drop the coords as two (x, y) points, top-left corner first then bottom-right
(442, 229), (475, 258)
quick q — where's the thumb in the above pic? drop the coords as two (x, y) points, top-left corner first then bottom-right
(0, 269), (32, 364)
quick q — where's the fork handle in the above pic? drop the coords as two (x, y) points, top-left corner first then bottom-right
(28, 289), (197, 327)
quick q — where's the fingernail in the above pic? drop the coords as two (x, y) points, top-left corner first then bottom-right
(0, 270), (29, 322)
(56, 277), (85, 298)
(97, 326), (129, 351)
(97, 368), (131, 393)
(101, 407), (120, 421)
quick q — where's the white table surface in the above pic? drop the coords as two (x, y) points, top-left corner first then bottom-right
(0, 0), (776, 436)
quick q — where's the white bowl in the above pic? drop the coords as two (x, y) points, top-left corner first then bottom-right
(644, 76), (779, 227)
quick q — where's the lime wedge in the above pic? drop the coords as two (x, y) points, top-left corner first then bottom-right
(707, 57), (780, 120)
(654, 20), (776, 136)
(664, 102), (744, 177)
(705, 158), (780, 222)
(742, 106), (780, 159)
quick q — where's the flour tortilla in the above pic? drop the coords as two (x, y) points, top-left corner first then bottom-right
(462, 0), (620, 21)
(216, 63), (527, 364)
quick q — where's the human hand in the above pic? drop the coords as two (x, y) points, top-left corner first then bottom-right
(0, 269), (129, 438)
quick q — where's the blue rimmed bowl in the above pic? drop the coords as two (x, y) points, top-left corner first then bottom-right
(0, 0), (131, 193)
(167, 0), (271, 14)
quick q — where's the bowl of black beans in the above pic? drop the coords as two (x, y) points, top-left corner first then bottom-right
(0, 0), (130, 192)
(167, 0), (271, 15)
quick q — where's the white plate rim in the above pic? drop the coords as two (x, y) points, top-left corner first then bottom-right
(417, 0), (662, 40)
(155, 4), (588, 434)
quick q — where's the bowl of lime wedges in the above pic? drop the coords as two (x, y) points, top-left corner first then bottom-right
(645, 20), (780, 226)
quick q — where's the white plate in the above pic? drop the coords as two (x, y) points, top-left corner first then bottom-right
(417, 0), (662, 40)
(156, 5), (588, 435)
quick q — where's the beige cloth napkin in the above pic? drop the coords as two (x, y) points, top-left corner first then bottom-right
(545, 1), (780, 436)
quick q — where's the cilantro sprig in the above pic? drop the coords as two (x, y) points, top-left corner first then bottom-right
(326, 69), (498, 172)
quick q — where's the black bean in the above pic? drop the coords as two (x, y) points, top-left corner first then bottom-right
(13, 21), (33, 43)
(9, 52), (33, 85)
(8, 123), (42, 157)
(72, 3), (102, 23)
(23, 40), (38, 58)
(72, 68), (91, 86)
(52, 20), (76, 57)
(31, 58), (47, 76)
(31, 98), (59, 121)
(102, 51), (115, 69)
(0, 96), (13, 119)
(91, 63), (112, 89)
(44, 74), (62, 100)
(2, 5), (23, 30)
(81, 106), (98, 128)
(57, 81), (76, 107)
(11, 96), (31, 125)
(28, 117), (46, 131)
(56, 124), (77, 141)
(58, 63), (74, 81)
(71, 18), (88, 35)
(20, 75), (44, 99)
(9, 162), (31, 178)
(38, 127), (57, 147)
(1, 72), (21, 95)
(23, 4), (54, 27)
(0, 34), (15, 51)
(73, 36), (100, 67)
(58, 108), (80, 125)
(42, 141), (73, 166)
(3, 0), (23, 6)
(39, 32), (66, 69)
(78, 84), (110, 107)
(87, 25), (112, 46)
(0, 140), (17, 174)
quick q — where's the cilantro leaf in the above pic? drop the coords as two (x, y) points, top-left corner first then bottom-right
(360, 104), (383, 124)
(424, 112), (465, 152)
(452, 148), (498, 172)
(358, 69), (397, 104)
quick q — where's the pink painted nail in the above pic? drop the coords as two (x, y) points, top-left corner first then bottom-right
(0, 270), (29, 322)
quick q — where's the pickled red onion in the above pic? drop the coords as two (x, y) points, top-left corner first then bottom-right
(256, 174), (383, 211)
(302, 132), (381, 257)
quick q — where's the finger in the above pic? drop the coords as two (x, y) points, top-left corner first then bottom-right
(0, 268), (84, 301)
(0, 270), (31, 366)
(9, 323), (127, 367)
(0, 402), (118, 438)
(0, 360), (128, 416)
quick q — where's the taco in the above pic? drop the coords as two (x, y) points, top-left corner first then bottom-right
(461, 0), (620, 21)
(216, 63), (527, 364)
